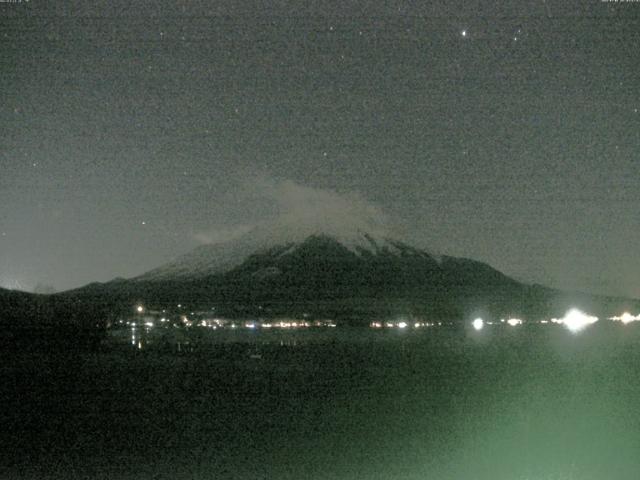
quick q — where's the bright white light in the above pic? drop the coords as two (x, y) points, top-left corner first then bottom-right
(472, 318), (484, 331)
(620, 312), (636, 324)
(136, 305), (144, 313)
(397, 321), (408, 329)
(506, 318), (522, 327)
(145, 321), (154, 327)
(610, 312), (640, 324)
(557, 309), (598, 333)
(461, 29), (467, 37)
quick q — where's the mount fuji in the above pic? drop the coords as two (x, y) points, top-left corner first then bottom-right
(53, 223), (638, 322)
(136, 228), (444, 282)
(3, 224), (638, 325)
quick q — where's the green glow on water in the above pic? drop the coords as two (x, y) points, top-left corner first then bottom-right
(6, 323), (640, 479)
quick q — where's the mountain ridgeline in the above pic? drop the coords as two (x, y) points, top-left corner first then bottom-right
(1, 232), (638, 329)
(55, 233), (640, 321)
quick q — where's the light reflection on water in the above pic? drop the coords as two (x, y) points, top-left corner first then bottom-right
(9, 321), (640, 480)
(108, 318), (640, 355)
(100, 322), (640, 480)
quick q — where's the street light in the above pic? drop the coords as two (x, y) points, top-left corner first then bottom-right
(472, 318), (484, 331)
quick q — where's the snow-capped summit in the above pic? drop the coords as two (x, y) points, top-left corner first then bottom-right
(136, 221), (441, 282)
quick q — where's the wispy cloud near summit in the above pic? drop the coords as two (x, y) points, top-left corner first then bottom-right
(194, 176), (393, 247)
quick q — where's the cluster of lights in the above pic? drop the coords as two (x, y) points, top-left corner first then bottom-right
(270, 321), (308, 329)
(129, 312), (341, 330)
(471, 318), (520, 329)
(190, 319), (337, 329)
(198, 320), (218, 330)
(610, 312), (640, 324)
(471, 313), (601, 332)
(370, 321), (441, 329)
(127, 305), (639, 336)
(243, 320), (336, 329)
(197, 318), (227, 329)
(550, 309), (599, 333)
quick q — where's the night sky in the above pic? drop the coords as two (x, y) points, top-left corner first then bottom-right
(1, 1), (639, 297)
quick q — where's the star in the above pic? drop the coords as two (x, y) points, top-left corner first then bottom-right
(461, 30), (467, 38)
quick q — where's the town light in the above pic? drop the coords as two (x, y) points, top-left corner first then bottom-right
(556, 309), (598, 333)
(610, 312), (640, 324)
(472, 318), (484, 331)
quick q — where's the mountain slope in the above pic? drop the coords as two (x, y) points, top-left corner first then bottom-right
(61, 232), (640, 322)
(135, 229), (442, 282)
(65, 233), (529, 318)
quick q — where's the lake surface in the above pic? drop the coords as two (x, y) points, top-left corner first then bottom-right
(3, 323), (640, 479)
